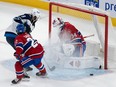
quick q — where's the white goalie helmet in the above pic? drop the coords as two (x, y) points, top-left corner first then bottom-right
(53, 17), (64, 27)
(31, 8), (40, 20)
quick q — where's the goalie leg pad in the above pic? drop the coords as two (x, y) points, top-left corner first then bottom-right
(63, 56), (101, 69)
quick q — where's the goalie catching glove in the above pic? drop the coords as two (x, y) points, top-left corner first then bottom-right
(62, 43), (75, 56)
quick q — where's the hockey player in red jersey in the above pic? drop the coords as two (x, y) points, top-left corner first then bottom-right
(4, 8), (40, 71)
(53, 18), (86, 57)
(12, 24), (47, 84)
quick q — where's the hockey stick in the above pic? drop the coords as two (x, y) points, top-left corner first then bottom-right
(0, 41), (8, 45)
(68, 34), (94, 45)
(84, 34), (94, 38)
(43, 58), (55, 71)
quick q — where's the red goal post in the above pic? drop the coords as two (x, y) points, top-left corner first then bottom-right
(48, 2), (109, 69)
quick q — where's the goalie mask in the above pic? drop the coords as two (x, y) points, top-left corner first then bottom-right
(31, 8), (40, 21)
(53, 18), (64, 28)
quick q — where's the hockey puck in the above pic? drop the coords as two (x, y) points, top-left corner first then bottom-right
(90, 73), (94, 76)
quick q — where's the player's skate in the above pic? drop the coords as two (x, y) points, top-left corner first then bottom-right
(11, 74), (30, 84)
(24, 67), (33, 72)
(36, 72), (47, 78)
(23, 74), (30, 79)
(12, 78), (22, 84)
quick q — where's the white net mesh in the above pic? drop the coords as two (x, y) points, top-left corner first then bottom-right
(48, 2), (116, 69)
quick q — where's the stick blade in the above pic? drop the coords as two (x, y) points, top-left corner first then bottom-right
(50, 66), (56, 71)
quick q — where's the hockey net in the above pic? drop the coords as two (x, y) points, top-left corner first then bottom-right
(48, 2), (110, 69)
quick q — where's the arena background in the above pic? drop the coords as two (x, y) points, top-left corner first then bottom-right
(0, 0), (116, 27)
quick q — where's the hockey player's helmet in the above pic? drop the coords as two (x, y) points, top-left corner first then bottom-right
(16, 24), (25, 34)
(53, 17), (64, 27)
(31, 8), (40, 21)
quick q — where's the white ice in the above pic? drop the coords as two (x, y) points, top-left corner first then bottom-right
(0, 2), (116, 87)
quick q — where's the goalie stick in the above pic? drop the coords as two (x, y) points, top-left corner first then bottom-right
(84, 34), (94, 38)
(68, 34), (95, 45)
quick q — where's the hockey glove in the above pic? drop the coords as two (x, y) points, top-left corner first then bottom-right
(13, 17), (23, 23)
(14, 52), (23, 61)
(14, 52), (20, 60)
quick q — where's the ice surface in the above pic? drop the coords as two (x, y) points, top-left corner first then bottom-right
(0, 2), (116, 87)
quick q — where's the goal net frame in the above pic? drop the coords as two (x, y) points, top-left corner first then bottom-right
(48, 2), (108, 69)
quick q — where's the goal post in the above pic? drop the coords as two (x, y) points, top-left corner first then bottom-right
(48, 2), (108, 69)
